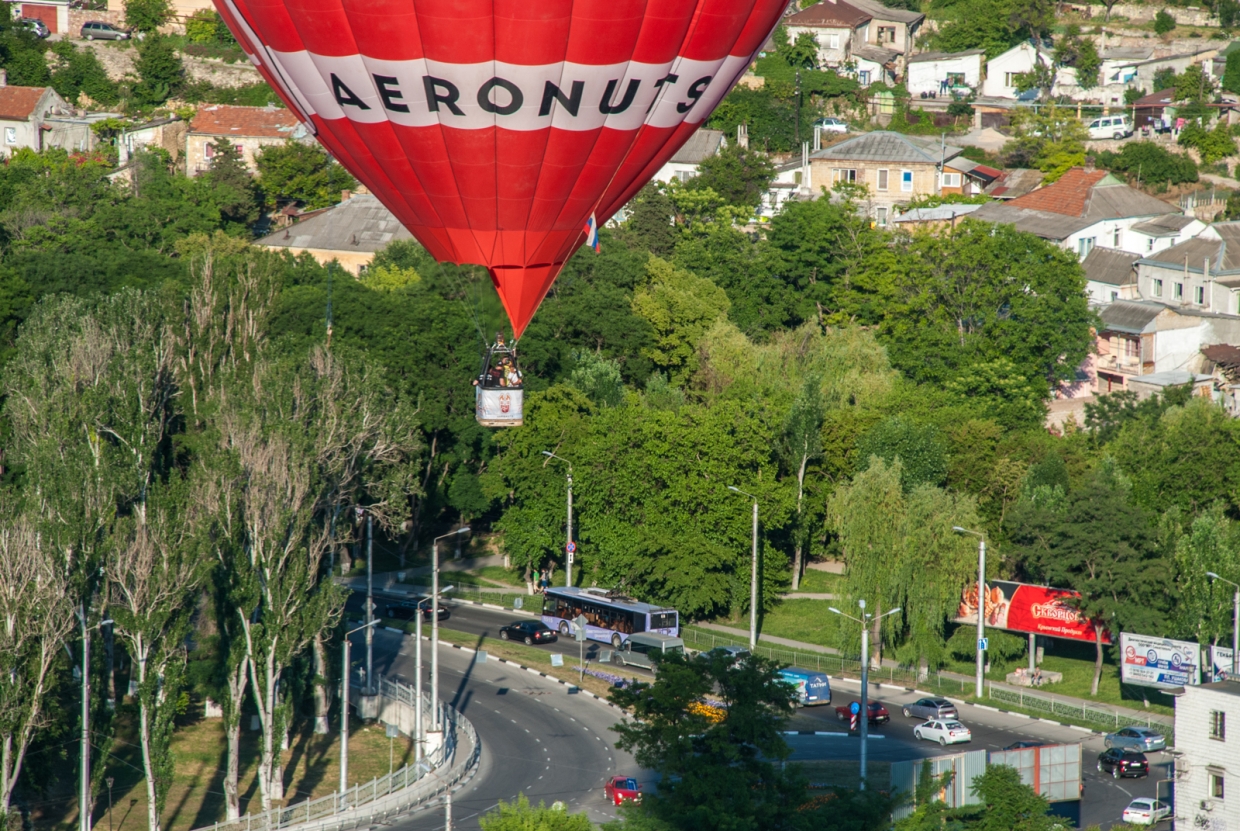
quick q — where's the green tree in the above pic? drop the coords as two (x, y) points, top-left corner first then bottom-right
(1005, 105), (1088, 177)
(971, 765), (1059, 831)
(124, 0), (172, 33)
(1225, 51), (1240, 95)
(1094, 141), (1198, 187)
(1005, 463), (1169, 695)
(1174, 64), (1215, 103)
(631, 257), (730, 383)
(686, 143), (776, 211)
(1172, 504), (1240, 645)
(609, 651), (808, 831)
(569, 350), (625, 408)
(622, 183), (677, 258)
(184, 9), (234, 44)
(480, 795), (594, 831)
(944, 357), (1049, 428)
(1154, 9), (1177, 35)
(255, 141), (359, 210)
(779, 377), (824, 590)
(49, 42), (120, 106)
(133, 35), (184, 105)
(1179, 122), (1237, 164)
(204, 139), (260, 231)
(855, 417), (947, 491)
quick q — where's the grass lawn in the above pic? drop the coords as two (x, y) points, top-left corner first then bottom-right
(791, 570), (843, 594)
(36, 711), (417, 831)
(753, 598), (845, 647)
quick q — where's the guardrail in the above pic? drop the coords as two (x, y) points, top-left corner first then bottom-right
(987, 684), (1173, 739)
(189, 680), (478, 831)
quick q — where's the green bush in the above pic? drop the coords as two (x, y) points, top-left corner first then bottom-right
(1095, 141), (1198, 186)
(1180, 122), (1238, 164)
(1154, 9), (1176, 34)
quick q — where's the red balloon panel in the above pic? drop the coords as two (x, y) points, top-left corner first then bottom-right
(214, 0), (787, 336)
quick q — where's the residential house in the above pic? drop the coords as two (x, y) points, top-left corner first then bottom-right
(653, 129), (725, 184)
(983, 168), (1044, 200)
(1082, 247), (1139, 306)
(906, 49), (985, 97)
(1202, 343), (1240, 416)
(784, 0), (872, 70)
(1093, 299), (1240, 392)
(1171, 679), (1240, 825)
(119, 116), (189, 164)
(253, 190), (413, 274)
(1132, 88), (1178, 131)
(186, 104), (307, 175)
(1128, 214), (1207, 257)
(0, 72), (72, 157)
(42, 110), (121, 153)
(1132, 223), (1240, 315)
(891, 202), (983, 230)
(1056, 45), (1220, 107)
(970, 169), (1181, 260)
(805, 131), (969, 223)
(982, 42), (1051, 99)
(844, 0), (924, 77)
(852, 45), (900, 87)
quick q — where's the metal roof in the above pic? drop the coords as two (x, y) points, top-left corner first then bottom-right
(1098, 300), (1165, 334)
(892, 204), (983, 223)
(811, 131), (961, 164)
(908, 48), (985, 63)
(853, 44), (900, 64)
(1137, 225), (1240, 275)
(1085, 183), (1179, 222)
(1130, 214), (1196, 236)
(786, 0), (871, 28)
(669, 128), (724, 165)
(969, 203), (1092, 240)
(1082, 247), (1139, 286)
(845, 0), (925, 25)
(255, 193), (413, 253)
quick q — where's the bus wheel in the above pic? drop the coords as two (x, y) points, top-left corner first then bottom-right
(612, 634), (622, 648)
(560, 622), (570, 635)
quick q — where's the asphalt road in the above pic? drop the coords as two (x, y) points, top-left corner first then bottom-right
(355, 625), (643, 831)
(349, 590), (1170, 829)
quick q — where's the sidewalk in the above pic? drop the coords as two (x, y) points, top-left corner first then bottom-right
(694, 621), (1173, 731)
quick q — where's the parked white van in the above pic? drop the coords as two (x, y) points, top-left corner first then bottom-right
(613, 632), (686, 670)
(1088, 114), (1133, 140)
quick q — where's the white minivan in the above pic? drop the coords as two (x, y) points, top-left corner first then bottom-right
(1088, 114), (1132, 140)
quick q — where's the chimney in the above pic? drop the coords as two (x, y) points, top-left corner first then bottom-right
(0, 68), (7, 87)
(341, 189), (352, 202)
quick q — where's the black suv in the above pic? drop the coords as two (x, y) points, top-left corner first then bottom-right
(1097, 747), (1149, 779)
(385, 597), (449, 621)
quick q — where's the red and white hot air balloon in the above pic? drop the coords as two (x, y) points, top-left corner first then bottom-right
(212, 0), (788, 341)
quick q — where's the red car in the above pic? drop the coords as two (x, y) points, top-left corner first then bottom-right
(604, 776), (642, 806)
(834, 701), (890, 725)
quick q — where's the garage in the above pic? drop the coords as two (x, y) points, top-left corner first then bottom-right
(20, 4), (58, 33)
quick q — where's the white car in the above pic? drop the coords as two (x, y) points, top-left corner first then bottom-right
(1087, 114), (1132, 141)
(1121, 798), (1171, 825)
(814, 117), (848, 134)
(913, 719), (972, 746)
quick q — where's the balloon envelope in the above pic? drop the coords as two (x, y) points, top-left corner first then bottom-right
(214, 0), (787, 337)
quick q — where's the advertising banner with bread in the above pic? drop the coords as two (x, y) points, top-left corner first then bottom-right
(954, 580), (1111, 644)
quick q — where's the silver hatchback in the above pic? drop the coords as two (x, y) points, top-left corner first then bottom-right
(1105, 726), (1166, 753)
(901, 697), (959, 720)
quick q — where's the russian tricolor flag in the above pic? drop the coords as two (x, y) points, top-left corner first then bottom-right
(583, 213), (600, 253)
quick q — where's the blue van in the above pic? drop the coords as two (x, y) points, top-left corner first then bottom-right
(778, 668), (831, 706)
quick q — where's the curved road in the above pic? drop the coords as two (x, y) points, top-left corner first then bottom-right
(358, 627), (642, 831)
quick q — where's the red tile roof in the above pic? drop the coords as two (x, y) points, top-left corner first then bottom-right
(189, 104), (299, 138)
(1005, 168), (1108, 217)
(787, 0), (872, 28)
(0, 86), (50, 121)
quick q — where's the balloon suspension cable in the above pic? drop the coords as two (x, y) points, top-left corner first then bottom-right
(444, 264), (488, 348)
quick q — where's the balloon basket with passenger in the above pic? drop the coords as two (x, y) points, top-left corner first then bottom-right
(474, 335), (523, 428)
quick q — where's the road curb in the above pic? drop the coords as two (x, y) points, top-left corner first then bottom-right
(782, 731), (887, 739)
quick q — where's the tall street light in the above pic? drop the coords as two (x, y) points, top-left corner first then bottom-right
(953, 526), (987, 698)
(1208, 572), (1240, 679)
(432, 528), (470, 731)
(78, 611), (113, 831)
(340, 619), (378, 795)
(728, 486), (759, 649)
(829, 600), (899, 791)
(541, 451), (573, 587)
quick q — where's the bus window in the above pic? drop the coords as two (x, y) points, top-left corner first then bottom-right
(630, 612), (645, 634)
(542, 595), (557, 616)
(650, 611), (677, 631)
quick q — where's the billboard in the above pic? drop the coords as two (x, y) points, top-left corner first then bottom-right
(1120, 633), (1201, 689)
(955, 581), (1111, 644)
(1208, 645), (1235, 682)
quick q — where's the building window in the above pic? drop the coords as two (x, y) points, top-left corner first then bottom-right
(877, 169), (889, 191)
(1212, 773), (1226, 800)
(878, 26), (895, 43)
(1113, 227), (1121, 247)
(1212, 710), (1226, 741)
(1153, 279), (1163, 297)
(1196, 285), (1206, 305)
(1004, 72), (1018, 87)
(3, 127), (14, 145)
(827, 33), (840, 49)
(901, 170), (913, 192)
(876, 206), (888, 226)
(858, 69), (871, 85)
(1175, 282), (1183, 300)
(1078, 237), (1096, 257)
(941, 172), (961, 188)
(204, 143), (214, 159)
(1147, 237), (1155, 251)
(1110, 291), (1118, 302)
(833, 168), (858, 183)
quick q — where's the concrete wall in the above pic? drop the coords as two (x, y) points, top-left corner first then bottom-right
(1174, 684), (1240, 826)
(907, 54), (982, 96)
(809, 158), (939, 210)
(186, 132), (288, 175)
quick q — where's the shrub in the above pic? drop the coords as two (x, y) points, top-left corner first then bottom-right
(1154, 9), (1177, 35)
(1180, 122), (1238, 164)
(1095, 141), (1198, 186)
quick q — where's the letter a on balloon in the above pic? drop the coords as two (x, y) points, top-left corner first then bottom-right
(213, 0), (788, 337)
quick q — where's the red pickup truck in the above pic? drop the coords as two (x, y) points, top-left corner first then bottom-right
(834, 701), (890, 725)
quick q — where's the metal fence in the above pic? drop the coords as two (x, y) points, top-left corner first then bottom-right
(189, 681), (479, 831)
(988, 684), (1174, 740)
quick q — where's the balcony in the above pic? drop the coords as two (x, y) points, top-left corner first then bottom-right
(1097, 354), (1142, 374)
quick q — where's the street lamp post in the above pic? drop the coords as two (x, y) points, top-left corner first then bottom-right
(366, 511), (375, 694)
(340, 619), (378, 795)
(78, 611), (112, 831)
(1208, 572), (1240, 679)
(728, 487), (760, 649)
(953, 527), (987, 698)
(432, 528), (470, 731)
(541, 451), (573, 587)
(829, 601), (900, 791)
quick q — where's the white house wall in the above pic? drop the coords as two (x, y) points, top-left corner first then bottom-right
(907, 56), (982, 95)
(982, 43), (1048, 98)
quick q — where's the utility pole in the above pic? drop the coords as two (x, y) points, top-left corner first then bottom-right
(541, 452), (573, 586)
(954, 527), (987, 698)
(431, 528), (470, 731)
(829, 602), (899, 791)
(340, 620), (377, 794)
(366, 512), (374, 694)
(415, 608), (423, 758)
(78, 610), (112, 831)
(727, 487), (760, 649)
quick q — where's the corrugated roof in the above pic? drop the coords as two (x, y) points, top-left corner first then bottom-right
(1085, 182), (1179, 222)
(669, 128), (724, 165)
(1082, 247), (1138, 286)
(892, 203), (983, 222)
(853, 44), (900, 64)
(846, 0), (924, 24)
(1133, 88), (1176, 109)
(255, 193), (413, 253)
(1006, 168), (1108, 216)
(969, 202), (1091, 240)
(1103, 47), (1155, 62)
(0, 86), (50, 121)
(190, 104), (300, 138)
(1131, 214), (1196, 236)
(1138, 236), (1222, 273)
(812, 131), (961, 164)
(786, 0), (871, 28)
(1099, 300), (1164, 334)
(985, 168), (1043, 199)
(908, 48), (985, 63)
